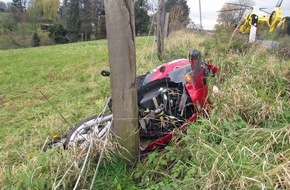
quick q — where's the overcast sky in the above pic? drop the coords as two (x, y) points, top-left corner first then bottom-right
(189, 0), (290, 29)
(2, 0), (290, 30)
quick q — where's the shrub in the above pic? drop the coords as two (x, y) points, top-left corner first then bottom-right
(37, 30), (53, 46)
(31, 31), (40, 47)
(48, 23), (69, 44)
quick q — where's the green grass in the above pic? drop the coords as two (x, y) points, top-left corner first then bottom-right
(133, 31), (290, 189)
(1, 41), (106, 134)
(0, 35), (161, 189)
(0, 30), (289, 189)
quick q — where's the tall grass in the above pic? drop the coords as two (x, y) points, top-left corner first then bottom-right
(134, 30), (290, 189)
(135, 120), (290, 189)
(0, 29), (289, 189)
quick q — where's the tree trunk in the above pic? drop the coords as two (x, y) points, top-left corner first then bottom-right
(157, 0), (165, 60)
(104, 0), (139, 162)
(164, 12), (170, 38)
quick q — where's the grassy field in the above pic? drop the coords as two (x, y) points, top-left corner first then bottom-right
(0, 30), (289, 189)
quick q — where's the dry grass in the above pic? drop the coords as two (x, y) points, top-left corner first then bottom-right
(1, 29), (289, 189)
(133, 30), (290, 189)
(215, 45), (289, 126)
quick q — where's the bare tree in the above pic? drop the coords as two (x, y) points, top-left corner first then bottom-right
(217, 4), (244, 26)
(217, 0), (255, 27)
(10, 0), (28, 22)
(168, 3), (189, 32)
(0, 1), (7, 12)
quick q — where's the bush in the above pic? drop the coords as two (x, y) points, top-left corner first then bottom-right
(48, 23), (69, 44)
(213, 25), (250, 54)
(0, 13), (17, 32)
(37, 30), (53, 46)
(31, 32), (40, 47)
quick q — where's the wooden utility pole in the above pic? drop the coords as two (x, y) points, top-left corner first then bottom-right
(199, 0), (203, 30)
(104, 0), (139, 161)
(157, 0), (165, 60)
(164, 12), (170, 38)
